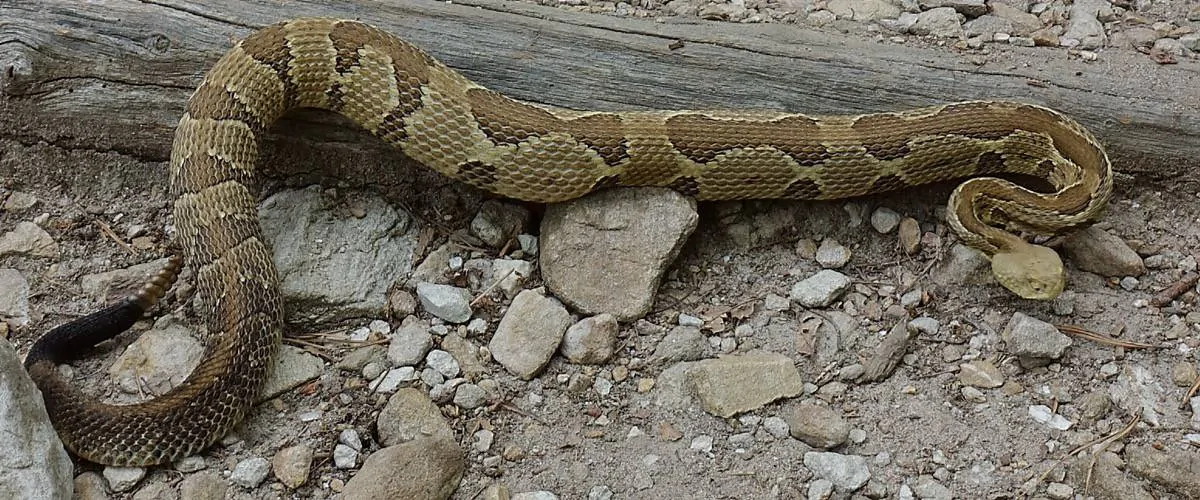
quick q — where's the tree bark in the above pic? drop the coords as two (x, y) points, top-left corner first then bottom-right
(2, 0), (1197, 183)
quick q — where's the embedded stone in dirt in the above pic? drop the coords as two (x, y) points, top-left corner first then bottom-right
(489, 289), (572, 380)
(341, 437), (464, 500)
(560, 313), (619, 365)
(1062, 226), (1146, 278)
(0, 221), (57, 258)
(1001, 312), (1071, 368)
(803, 451), (870, 491)
(540, 187), (697, 321)
(377, 388), (455, 447)
(786, 400), (851, 449)
(688, 350), (804, 418)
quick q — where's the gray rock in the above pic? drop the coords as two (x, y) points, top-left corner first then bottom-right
(0, 342), (73, 500)
(341, 437), (465, 500)
(762, 416), (791, 439)
(870, 207), (901, 234)
(790, 270), (852, 308)
(470, 200), (530, 248)
(689, 350), (805, 418)
(1181, 33), (1200, 51)
(815, 239), (851, 269)
(1111, 365), (1163, 426)
(1002, 312), (1071, 368)
(408, 243), (454, 287)
(80, 258), (173, 304)
(988, 2), (1043, 35)
(0, 269), (30, 327)
(425, 350), (460, 378)
(441, 334), (486, 379)
(453, 383), (488, 409)
(107, 315), (204, 396)
(931, 244), (992, 288)
(911, 475), (953, 500)
(651, 326), (708, 364)
(560, 314), (619, 365)
(1125, 444), (1200, 496)
(73, 472), (106, 500)
(1153, 38), (1186, 57)
(0, 221), (57, 258)
(786, 401), (850, 449)
(377, 388), (455, 446)
(334, 444), (358, 469)
(338, 345), (385, 372)
(2, 191), (38, 211)
(1062, 0), (1106, 49)
(260, 187), (416, 321)
(804, 452), (870, 491)
(258, 345), (325, 402)
(179, 472), (226, 500)
(272, 444), (314, 488)
(517, 234), (539, 256)
(512, 492), (559, 500)
(369, 366), (417, 393)
(828, 0), (900, 21)
(416, 282), (473, 324)
(131, 481), (175, 500)
(957, 360), (1004, 388)
(489, 289), (572, 380)
(541, 188), (697, 321)
(229, 457), (271, 488)
(911, 7), (964, 37)
(963, 15), (1016, 38)
(102, 466), (145, 492)
(388, 317), (433, 366)
(491, 259), (533, 298)
(1062, 226), (1145, 278)
(919, 0), (986, 17)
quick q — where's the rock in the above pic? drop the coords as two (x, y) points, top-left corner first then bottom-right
(870, 207), (901, 234)
(80, 258), (173, 304)
(73, 472), (106, 500)
(490, 259), (533, 298)
(1028, 405), (1073, 430)
(1125, 444), (1200, 496)
(107, 315), (204, 396)
(1062, 226), (1146, 278)
(370, 366), (417, 393)
(453, 383), (488, 409)
(259, 187), (416, 321)
(489, 289), (572, 380)
(258, 345), (325, 402)
(804, 452), (870, 491)
(1001, 312), (1071, 368)
(860, 319), (918, 382)
(416, 282), (473, 323)
(541, 188), (697, 321)
(102, 466), (145, 492)
(931, 244), (991, 287)
(408, 242), (454, 287)
(911, 475), (953, 500)
(272, 444), (314, 488)
(377, 388), (455, 446)
(815, 239), (851, 268)
(1111, 365), (1164, 426)
(2, 191), (38, 211)
(786, 401), (851, 449)
(334, 444), (358, 469)
(441, 334), (486, 379)
(560, 314), (619, 364)
(827, 0), (900, 21)
(0, 221), (57, 258)
(0, 268), (30, 327)
(651, 326), (708, 364)
(988, 2), (1043, 35)
(1031, 27), (1060, 46)
(897, 218), (921, 254)
(341, 437), (465, 500)
(229, 457), (271, 488)
(512, 492), (559, 500)
(964, 15), (1016, 38)
(0, 342), (73, 500)
(386, 320), (432, 368)
(919, 0), (986, 17)
(388, 289), (418, 317)
(689, 350), (804, 418)
(1068, 452), (1153, 500)
(426, 350), (460, 378)
(790, 270), (852, 308)
(470, 200), (530, 248)
(911, 7), (964, 38)
(1172, 361), (1198, 387)
(179, 472), (227, 500)
(1062, 0), (1106, 49)
(957, 360), (1004, 388)
(131, 482), (174, 500)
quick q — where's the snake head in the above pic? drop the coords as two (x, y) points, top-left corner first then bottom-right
(990, 243), (1066, 300)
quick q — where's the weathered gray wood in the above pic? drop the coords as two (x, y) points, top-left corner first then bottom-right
(1, 0), (1197, 182)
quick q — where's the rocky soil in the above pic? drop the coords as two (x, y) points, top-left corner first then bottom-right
(2, 0), (1200, 499)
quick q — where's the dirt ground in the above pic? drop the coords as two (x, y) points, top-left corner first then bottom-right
(3, 0), (1200, 499)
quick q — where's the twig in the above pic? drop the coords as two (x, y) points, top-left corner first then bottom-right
(471, 268), (516, 307)
(94, 220), (136, 255)
(1150, 272), (1199, 307)
(1054, 324), (1156, 349)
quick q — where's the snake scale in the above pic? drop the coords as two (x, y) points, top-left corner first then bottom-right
(25, 18), (1111, 466)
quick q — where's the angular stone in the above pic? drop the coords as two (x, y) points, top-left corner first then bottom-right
(1062, 226), (1146, 278)
(0, 340), (73, 500)
(786, 401), (851, 449)
(342, 437), (465, 500)
(804, 452), (870, 491)
(560, 314), (619, 365)
(0, 221), (57, 258)
(1002, 312), (1071, 368)
(0, 268), (30, 327)
(541, 188), (697, 321)
(416, 282), (473, 324)
(689, 350), (804, 418)
(489, 289), (572, 380)
(377, 388), (455, 447)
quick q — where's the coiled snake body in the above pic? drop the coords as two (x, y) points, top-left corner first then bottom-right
(26, 18), (1111, 465)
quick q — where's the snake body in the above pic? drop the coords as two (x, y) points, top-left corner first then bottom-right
(26, 18), (1111, 465)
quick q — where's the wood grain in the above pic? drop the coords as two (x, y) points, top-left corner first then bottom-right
(1, 0), (1197, 182)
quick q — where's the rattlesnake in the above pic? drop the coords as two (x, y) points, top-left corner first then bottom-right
(25, 17), (1111, 466)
